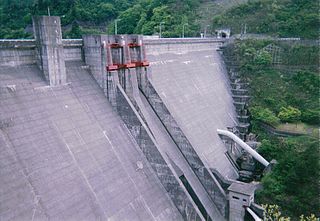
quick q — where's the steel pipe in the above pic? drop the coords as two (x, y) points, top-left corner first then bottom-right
(217, 129), (269, 167)
(246, 207), (262, 221)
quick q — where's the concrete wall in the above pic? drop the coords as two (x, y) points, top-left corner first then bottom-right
(0, 39), (82, 67)
(63, 39), (83, 61)
(144, 38), (223, 55)
(0, 40), (36, 66)
(228, 191), (253, 221)
(0, 38), (223, 67)
(82, 35), (105, 88)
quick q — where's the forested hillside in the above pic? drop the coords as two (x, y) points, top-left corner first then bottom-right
(1, 0), (318, 39)
(212, 0), (319, 39)
(215, 3), (319, 218)
(223, 40), (319, 219)
(0, 0), (203, 38)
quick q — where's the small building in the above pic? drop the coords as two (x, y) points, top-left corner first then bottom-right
(228, 182), (256, 221)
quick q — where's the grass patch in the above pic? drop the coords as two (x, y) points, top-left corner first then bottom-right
(276, 123), (319, 138)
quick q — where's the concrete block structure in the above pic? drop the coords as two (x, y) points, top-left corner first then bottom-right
(228, 182), (255, 221)
(33, 16), (66, 85)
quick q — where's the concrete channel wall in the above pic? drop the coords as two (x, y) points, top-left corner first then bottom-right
(139, 74), (228, 217)
(115, 84), (203, 221)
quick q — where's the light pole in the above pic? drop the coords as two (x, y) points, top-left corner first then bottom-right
(204, 25), (210, 38)
(159, 22), (165, 38)
(182, 23), (188, 38)
(115, 19), (121, 35)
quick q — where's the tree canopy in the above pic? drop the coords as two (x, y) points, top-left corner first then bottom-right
(212, 0), (319, 39)
(1, 0), (318, 39)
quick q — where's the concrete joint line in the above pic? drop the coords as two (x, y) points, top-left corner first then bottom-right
(51, 121), (108, 219)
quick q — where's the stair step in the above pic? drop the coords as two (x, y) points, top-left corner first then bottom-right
(233, 101), (246, 109)
(231, 88), (248, 95)
(237, 115), (250, 124)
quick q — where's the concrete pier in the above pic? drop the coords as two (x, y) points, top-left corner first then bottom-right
(33, 16), (66, 85)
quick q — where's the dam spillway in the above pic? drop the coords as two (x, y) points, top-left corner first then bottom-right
(145, 39), (238, 178)
(0, 16), (262, 221)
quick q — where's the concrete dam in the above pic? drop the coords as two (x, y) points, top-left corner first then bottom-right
(0, 16), (268, 221)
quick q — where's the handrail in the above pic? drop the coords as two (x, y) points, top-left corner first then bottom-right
(217, 129), (269, 167)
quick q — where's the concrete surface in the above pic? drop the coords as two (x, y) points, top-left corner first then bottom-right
(0, 61), (183, 221)
(146, 48), (239, 179)
(138, 89), (225, 220)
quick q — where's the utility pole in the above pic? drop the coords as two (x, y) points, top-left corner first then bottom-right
(159, 22), (165, 38)
(115, 19), (121, 35)
(182, 23), (188, 38)
(47, 7), (51, 16)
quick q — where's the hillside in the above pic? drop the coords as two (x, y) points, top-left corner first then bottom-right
(211, 0), (319, 39)
(0, 0), (318, 39)
(0, 0), (251, 38)
(195, 0), (248, 35)
(222, 39), (319, 219)
(0, 0), (203, 38)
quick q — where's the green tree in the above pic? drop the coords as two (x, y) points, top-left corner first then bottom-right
(95, 3), (116, 22)
(117, 4), (144, 34)
(278, 106), (301, 123)
(250, 106), (280, 126)
(64, 22), (82, 38)
(256, 137), (320, 218)
(300, 214), (318, 221)
(301, 109), (320, 125)
(263, 204), (290, 221)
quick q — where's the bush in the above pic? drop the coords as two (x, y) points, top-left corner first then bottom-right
(301, 109), (320, 125)
(256, 136), (320, 218)
(278, 106), (301, 123)
(262, 204), (290, 221)
(250, 106), (280, 126)
(254, 50), (272, 66)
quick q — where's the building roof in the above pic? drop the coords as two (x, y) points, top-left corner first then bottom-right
(228, 182), (256, 196)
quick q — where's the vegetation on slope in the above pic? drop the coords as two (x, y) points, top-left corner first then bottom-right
(0, 0), (204, 38)
(2, 0), (318, 39)
(212, 0), (319, 39)
(224, 39), (319, 219)
(232, 40), (319, 127)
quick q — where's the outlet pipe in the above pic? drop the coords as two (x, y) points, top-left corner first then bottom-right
(217, 129), (269, 167)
